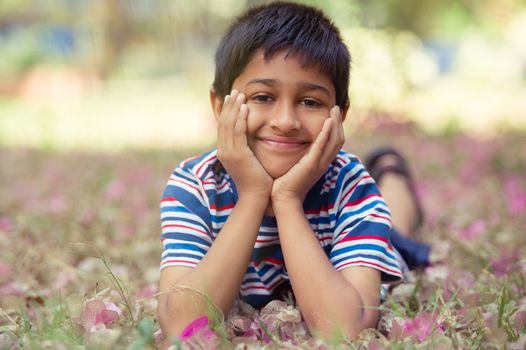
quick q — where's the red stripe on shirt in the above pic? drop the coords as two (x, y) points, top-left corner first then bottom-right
(253, 257), (284, 267)
(181, 154), (200, 167)
(162, 223), (209, 236)
(240, 277), (284, 292)
(217, 181), (229, 190)
(338, 259), (402, 276)
(162, 259), (198, 266)
(263, 257), (284, 265)
(345, 193), (381, 208)
(196, 155), (217, 177)
(256, 237), (280, 244)
(169, 179), (201, 193)
(370, 213), (391, 222)
(203, 180), (229, 191)
(339, 235), (388, 244)
(341, 175), (372, 204)
(210, 203), (235, 211)
(305, 205), (333, 215)
(335, 155), (349, 165)
(240, 284), (267, 292)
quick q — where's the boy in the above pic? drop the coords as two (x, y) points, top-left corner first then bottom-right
(158, 1), (406, 342)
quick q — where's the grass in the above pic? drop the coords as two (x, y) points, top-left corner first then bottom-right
(0, 118), (525, 349)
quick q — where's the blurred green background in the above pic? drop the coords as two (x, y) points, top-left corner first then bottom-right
(1, 0), (525, 151)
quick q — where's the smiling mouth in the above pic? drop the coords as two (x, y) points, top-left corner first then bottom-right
(257, 137), (309, 151)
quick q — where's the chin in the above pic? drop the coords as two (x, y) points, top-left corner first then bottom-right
(261, 162), (294, 179)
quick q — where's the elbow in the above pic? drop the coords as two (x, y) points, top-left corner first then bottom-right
(342, 309), (379, 340)
(157, 291), (228, 341)
(304, 309), (379, 341)
(347, 310), (380, 340)
(157, 294), (189, 340)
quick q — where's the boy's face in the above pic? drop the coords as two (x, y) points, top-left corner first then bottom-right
(213, 50), (345, 178)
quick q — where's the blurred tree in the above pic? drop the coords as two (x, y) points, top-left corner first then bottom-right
(0, 0), (525, 79)
(355, 0), (526, 39)
(99, 0), (132, 78)
(359, 0), (471, 37)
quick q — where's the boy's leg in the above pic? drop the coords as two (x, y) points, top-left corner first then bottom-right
(364, 148), (431, 270)
(364, 148), (423, 237)
(374, 156), (419, 237)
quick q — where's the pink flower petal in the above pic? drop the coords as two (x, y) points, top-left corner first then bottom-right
(180, 315), (213, 339)
(95, 309), (119, 326)
(47, 195), (68, 214)
(515, 311), (526, 332)
(230, 316), (252, 333)
(104, 302), (123, 316)
(398, 312), (444, 342)
(490, 248), (519, 277)
(136, 284), (157, 299)
(81, 300), (106, 331)
(387, 318), (405, 340)
(503, 176), (526, 215)
(53, 271), (73, 291)
(0, 262), (12, 282)
(154, 329), (165, 344)
(0, 217), (13, 234)
(104, 180), (126, 201)
(459, 220), (486, 241)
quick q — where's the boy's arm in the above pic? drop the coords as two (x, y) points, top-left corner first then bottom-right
(158, 194), (268, 338)
(158, 91), (272, 338)
(273, 199), (381, 339)
(271, 106), (380, 339)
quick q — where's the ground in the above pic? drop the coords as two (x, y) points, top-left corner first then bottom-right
(0, 117), (525, 349)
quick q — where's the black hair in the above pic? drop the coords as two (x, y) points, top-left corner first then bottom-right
(212, 1), (351, 108)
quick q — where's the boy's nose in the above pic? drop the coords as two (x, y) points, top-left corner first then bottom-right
(270, 103), (300, 133)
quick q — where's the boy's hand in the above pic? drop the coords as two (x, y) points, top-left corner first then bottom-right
(271, 106), (344, 205)
(217, 90), (273, 199)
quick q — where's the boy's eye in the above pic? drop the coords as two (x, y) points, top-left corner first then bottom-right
(251, 94), (274, 103)
(301, 98), (322, 107)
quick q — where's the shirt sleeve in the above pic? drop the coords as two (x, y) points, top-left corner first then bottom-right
(160, 164), (213, 270)
(329, 160), (403, 282)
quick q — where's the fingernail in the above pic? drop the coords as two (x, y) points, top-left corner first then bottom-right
(237, 93), (245, 101)
(224, 95), (230, 103)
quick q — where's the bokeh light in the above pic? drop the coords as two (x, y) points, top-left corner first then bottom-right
(1, 0), (525, 151)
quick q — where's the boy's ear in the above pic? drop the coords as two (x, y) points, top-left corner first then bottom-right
(341, 103), (349, 122)
(210, 89), (223, 121)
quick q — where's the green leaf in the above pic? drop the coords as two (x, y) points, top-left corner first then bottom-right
(138, 318), (154, 339)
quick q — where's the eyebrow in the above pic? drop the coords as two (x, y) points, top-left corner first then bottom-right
(245, 78), (331, 97)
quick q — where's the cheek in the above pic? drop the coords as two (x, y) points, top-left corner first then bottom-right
(245, 108), (265, 135)
(304, 118), (327, 140)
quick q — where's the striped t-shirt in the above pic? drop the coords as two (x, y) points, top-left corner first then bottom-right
(160, 148), (402, 308)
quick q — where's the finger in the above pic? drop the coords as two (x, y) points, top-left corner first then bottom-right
(233, 104), (249, 148)
(217, 95), (228, 151)
(331, 106), (343, 148)
(226, 92), (246, 150)
(223, 92), (243, 141)
(223, 90), (242, 125)
(333, 105), (345, 143)
(217, 92), (234, 148)
(220, 91), (235, 121)
(218, 91), (239, 146)
(320, 106), (344, 165)
(334, 105), (345, 149)
(323, 106), (341, 153)
(306, 117), (333, 163)
(222, 91), (241, 149)
(231, 92), (246, 124)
